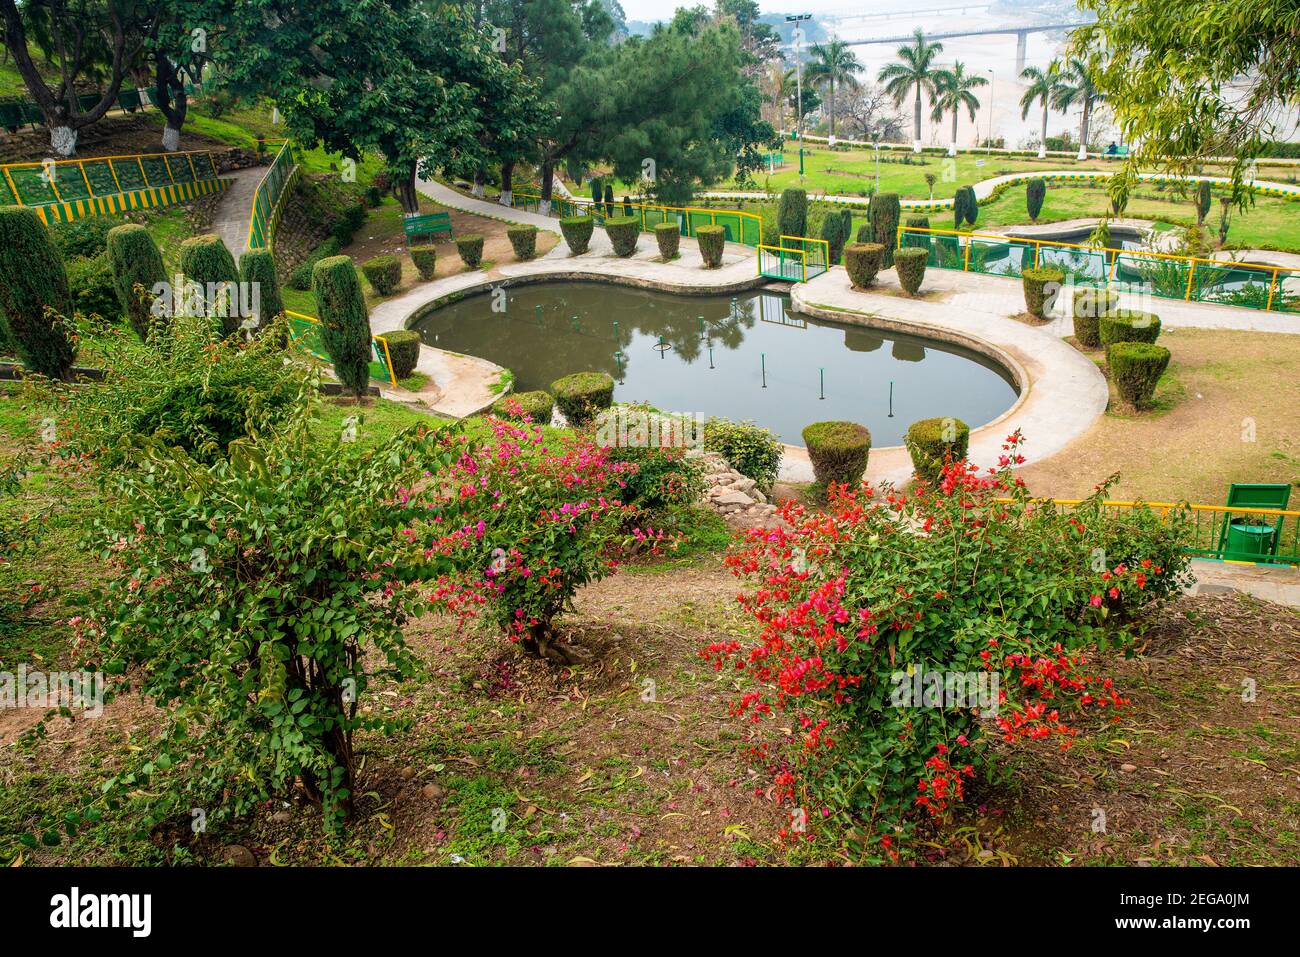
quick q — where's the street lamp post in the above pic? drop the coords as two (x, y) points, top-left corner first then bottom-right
(786, 14), (811, 181)
(985, 68), (994, 153)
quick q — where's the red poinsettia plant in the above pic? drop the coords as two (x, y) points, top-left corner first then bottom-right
(703, 432), (1191, 860)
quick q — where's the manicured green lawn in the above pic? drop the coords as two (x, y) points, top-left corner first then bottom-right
(975, 184), (1300, 253)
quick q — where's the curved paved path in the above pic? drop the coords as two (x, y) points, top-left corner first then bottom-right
(210, 166), (267, 256)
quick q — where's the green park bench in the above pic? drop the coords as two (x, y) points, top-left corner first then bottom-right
(404, 211), (453, 244)
(1214, 483), (1292, 562)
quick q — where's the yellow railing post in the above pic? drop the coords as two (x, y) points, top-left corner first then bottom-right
(106, 158), (122, 193)
(963, 238), (972, 271)
(1266, 269), (1278, 311)
(77, 161), (94, 197)
(1184, 261), (1196, 301)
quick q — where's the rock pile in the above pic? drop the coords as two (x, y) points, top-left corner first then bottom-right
(692, 451), (782, 525)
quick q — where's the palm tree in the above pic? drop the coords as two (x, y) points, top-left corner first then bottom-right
(1019, 60), (1064, 159)
(878, 28), (944, 153)
(1053, 57), (1104, 161)
(806, 39), (863, 139)
(930, 62), (987, 157)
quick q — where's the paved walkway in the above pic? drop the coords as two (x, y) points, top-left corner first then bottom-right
(1187, 559), (1300, 609)
(210, 167), (266, 257)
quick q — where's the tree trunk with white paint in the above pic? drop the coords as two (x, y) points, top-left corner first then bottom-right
(50, 126), (77, 157)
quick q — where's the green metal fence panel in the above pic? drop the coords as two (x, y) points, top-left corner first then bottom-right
(111, 158), (148, 191)
(82, 158), (119, 194)
(1038, 244), (1108, 283)
(967, 237), (1024, 277)
(1192, 260), (1275, 310)
(7, 165), (57, 205)
(53, 164), (92, 202)
(139, 155), (173, 187)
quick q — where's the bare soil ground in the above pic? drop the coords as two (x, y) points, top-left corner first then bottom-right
(5, 553), (1297, 867)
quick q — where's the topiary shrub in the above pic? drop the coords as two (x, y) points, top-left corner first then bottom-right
(1100, 310), (1162, 348)
(953, 185), (979, 228)
(379, 329), (421, 379)
(868, 192), (901, 266)
(551, 371), (615, 427)
(893, 247), (928, 295)
(0, 206), (76, 380)
(855, 222), (873, 243)
(697, 224), (726, 268)
(179, 234), (241, 337)
(106, 223), (167, 341)
(1021, 266), (1066, 319)
(778, 187), (808, 238)
(844, 242), (885, 288)
(704, 417), (782, 490)
(1108, 341), (1170, 409)
(605, 217), (640, 257)
(456, 234), (485, 269)
(361, 255), (402, 296)
(1071, 287), (1118, 348)
(905, 416), (970, 484)
(238, 248), (285, 336)
(1026, 178), (1047, 222)
(67, 253), (120, 323)
(411, 246), (437, 281)
(492, 389), (554, 424)
(507, 224), (538, 260)
(560, 215), (594, 255)
(654, 222), (680, 260)
(802, 420), (871, 493)
(312, 255), (373, 399)
(820, 208), (849, 265)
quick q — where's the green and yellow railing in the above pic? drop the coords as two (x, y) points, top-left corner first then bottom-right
(510, 192), (763, 247)
(897, 226), (1298, 314)
(285, 310), (398, 386)
(1, 149), (228, 224)
(1001, 498), (1300, 567)
(758, 235), (829, 282)
(246, 140), (298, 251)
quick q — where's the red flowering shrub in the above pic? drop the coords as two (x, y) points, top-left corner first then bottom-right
(423, 416), (675, 663)
(702, 432), (1191, 859)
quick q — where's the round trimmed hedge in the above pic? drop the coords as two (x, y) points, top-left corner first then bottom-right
(844, 242), (885, 288)
(106, 223), (167, 341)
(802, 420), (871, 492)
(492, 389), (555, 424)
(654, 222), (680, 260)
(456, 234), (485, 269)
(893, 247), (928, 295)
(560, 216), (594, 255)
(551, 371), (615, 427)
(905, 417), (970, 484)
(1071, 287), (1119, 349)
(696, 224), (725, 268)
(1099, 310), (1162, 348)
(1107, 341), (1170, 409)
(507, 224), (538, 261)
(605, 217), (640, 258)
(361, 255), (402, 296)
(380, 329), (421, 379)
(1021, 266), (1065, 320)
(411, 247), (437, 281)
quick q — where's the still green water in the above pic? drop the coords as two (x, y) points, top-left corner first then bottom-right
(412, 283), (1018, 446)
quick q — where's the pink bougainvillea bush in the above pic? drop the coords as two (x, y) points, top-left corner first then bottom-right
(702, 432), (1191, 860)
(422, 415), (677, 663)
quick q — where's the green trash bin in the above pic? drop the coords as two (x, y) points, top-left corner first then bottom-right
(1224, 519), (1279, 559)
